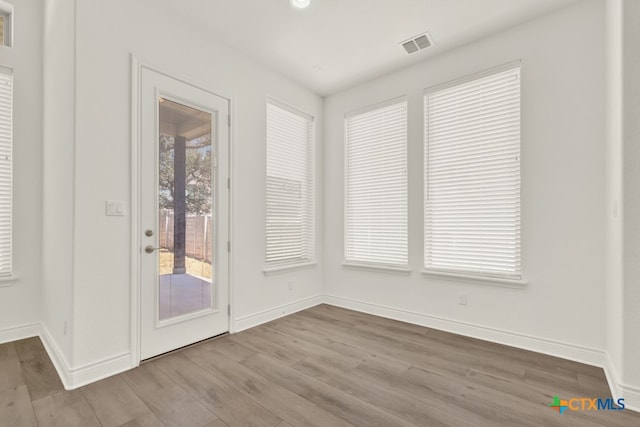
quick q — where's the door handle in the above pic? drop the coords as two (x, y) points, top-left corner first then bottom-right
(144, 245), (161, 254)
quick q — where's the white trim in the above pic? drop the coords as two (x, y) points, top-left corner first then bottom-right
(130, 54), (141, 367)
(604, 353), (623, 401)
(266, 96), (314, 121)
(604, 353), (640, 413)
(342, 262), (412, 275)
(344, 95), (407, 118)
(65, 352), (132, 390)
(40, 323), (72, 389)
(228, 95), (236, 333)
(40, 323), (132, 390)
(0, 274), (19, 286)
(424, 60), (521, 95)
(622, 386), (640, 413)
(234, 295), (323, 332)
(263, 261), (317, 276)
(323, 295), (605, 367)
(0, 322), (39, 344)
(0, 0), (13, 48)
(422, 269), (527, 288)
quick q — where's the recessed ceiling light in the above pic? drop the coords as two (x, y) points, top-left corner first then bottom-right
(290, 0), (310, 9)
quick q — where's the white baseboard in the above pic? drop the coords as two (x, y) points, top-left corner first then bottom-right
(40, 323), (132, 390)
(604, 353), (623, 401)
(0, 322), (40, 344)
(234, 295), (324, 332)
(323, 295), (606, 367)
(39, 323), (73, 390)
(604, 353), (640, 413)
(66, 352), (132, 389)
(622, 386), (640, 413)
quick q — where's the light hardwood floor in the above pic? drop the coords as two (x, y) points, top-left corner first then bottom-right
(1, 304), (639, 426)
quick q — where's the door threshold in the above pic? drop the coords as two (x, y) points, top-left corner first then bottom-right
(141, 331), (229, 364)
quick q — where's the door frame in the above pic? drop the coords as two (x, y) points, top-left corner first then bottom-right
(130, 55), (235, 366)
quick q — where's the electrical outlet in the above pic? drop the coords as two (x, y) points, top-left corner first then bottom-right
(288, 281), (293, 291)
(458, 293), (467, 306)
(63, 320), (68, 335)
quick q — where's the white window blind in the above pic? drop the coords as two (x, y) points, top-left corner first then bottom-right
(424, 63), (521, 279)
(0, 67), (11, 278)
(266, 100), (314, 266)
(345, 98), (408, 267)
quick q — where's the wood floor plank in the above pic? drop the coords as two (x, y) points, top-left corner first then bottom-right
(249, 325), (363, 371)
(80, 374), (157, 427)
(32, 390), (101, 427)
(13, 338), (64, 402)
(303, 307), (526, 382)
(0, 342), (25, 393)
(293, 355), (474, 427)
(228, 331), (306, 366)
(0, 385), (38, 427)
(241, 353), (416, 427)
(207, 336), (257, 363)
(182, 343), (354, 427)
(313, 305), (604, 379)
(266, 319), (411, 374)
(281, 314), (471, 379)
(116, 412), (167, 427)
(120, 362), (218, 427)
(577, 371), (613, 396)
(203, 419), (229, 427)
(464, 368), (630, 427)
(153, 351), (283, 427)
(400, 365), (572, 426)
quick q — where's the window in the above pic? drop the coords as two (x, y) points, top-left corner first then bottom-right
(0, 1), (13, 47)
(424, 63), (521, 280)
(0, 66), (12, 278)
(345, 98), (408, 268)
(265, 100), (315, 269)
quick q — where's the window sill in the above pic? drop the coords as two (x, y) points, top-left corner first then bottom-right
(263, 261), (317, 276)
(422, 269), (527, 288)
(0, 275), (19, 287)
(343, 262), (412, 275)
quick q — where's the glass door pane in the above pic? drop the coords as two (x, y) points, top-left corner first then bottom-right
(157, 98), (214, 320)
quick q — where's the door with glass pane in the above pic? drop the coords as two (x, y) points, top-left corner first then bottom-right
(140, 67), (229, 359)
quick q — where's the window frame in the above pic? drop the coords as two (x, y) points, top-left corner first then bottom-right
(423, 61), (524, 284)
(263, 98), (316, 275)
(0, 0), (13, 48)
(343, 96), (409, 272)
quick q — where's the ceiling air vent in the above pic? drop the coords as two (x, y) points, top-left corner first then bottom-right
(402, 40), (419, 54)
(400, 32), (433, 54)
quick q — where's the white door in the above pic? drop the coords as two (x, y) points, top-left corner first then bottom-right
(139, 67), (230, 359)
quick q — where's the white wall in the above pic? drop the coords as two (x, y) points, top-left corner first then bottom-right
(621, 0), (640, 409)
(324, 0), (607, 363)
(42, 0), (75, 364)
(70, 0), (323, 368)
(0, 0), (43, 340)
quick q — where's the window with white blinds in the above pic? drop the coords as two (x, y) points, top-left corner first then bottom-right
(424, 63), (521, 279)
(265, 100), (315, 267)
(0, 67), (12, 278)
(345, 98), (408, 267)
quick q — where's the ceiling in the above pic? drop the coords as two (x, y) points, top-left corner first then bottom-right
(164, 0), (579, 96)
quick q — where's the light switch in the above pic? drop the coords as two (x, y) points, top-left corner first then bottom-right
(106, 200), (125, 216)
